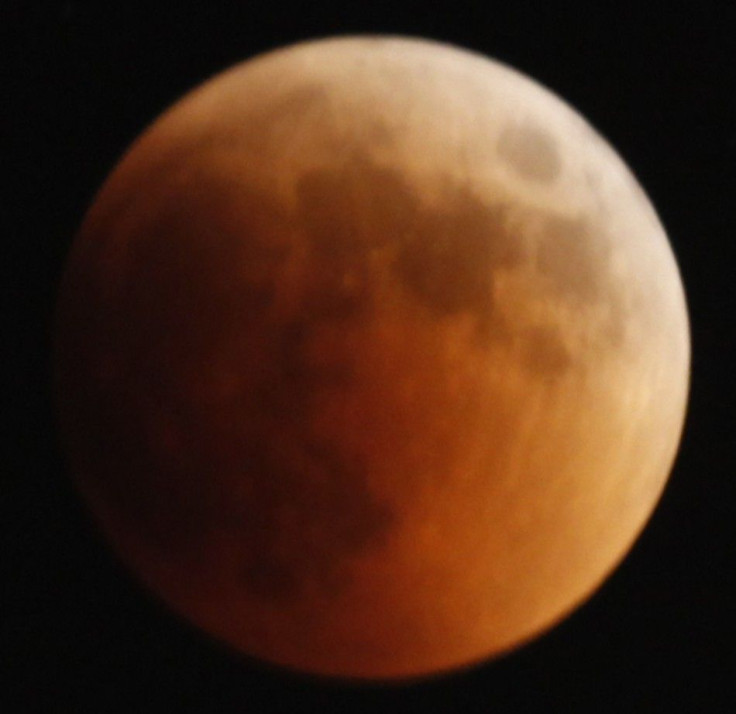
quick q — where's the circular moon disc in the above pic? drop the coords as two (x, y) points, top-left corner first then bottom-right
(54, 36), (690, 680)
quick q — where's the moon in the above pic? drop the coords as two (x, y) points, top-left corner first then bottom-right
(54, 36), (690, 680)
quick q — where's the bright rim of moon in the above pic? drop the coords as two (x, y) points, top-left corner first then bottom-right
(54, 36), (690, 680)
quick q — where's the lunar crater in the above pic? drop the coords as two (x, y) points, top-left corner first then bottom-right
(497, 123), (562, 183)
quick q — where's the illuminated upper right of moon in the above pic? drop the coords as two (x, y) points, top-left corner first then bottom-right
(141, 36), (680, 366)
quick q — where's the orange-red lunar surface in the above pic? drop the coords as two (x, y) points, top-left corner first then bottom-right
(54, 37), (690, 680)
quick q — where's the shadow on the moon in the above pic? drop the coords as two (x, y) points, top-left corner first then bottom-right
(59, 140), (627, 608)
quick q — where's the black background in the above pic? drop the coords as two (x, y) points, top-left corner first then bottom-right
(3, 1), (735, 712)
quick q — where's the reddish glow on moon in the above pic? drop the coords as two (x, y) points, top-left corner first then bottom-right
(54, 36), (690, 680)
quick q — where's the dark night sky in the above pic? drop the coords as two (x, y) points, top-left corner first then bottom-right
(3, 2), (735, 712)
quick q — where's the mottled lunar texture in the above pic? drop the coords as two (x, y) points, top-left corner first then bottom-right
(54, 36), (690, 680)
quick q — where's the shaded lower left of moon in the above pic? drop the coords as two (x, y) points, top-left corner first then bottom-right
(235, 438), (396, 601)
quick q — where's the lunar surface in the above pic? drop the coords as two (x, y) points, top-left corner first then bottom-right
(54, 36), (690, 679)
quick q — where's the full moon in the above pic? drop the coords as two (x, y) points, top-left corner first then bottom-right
(54, 36), (690, 680)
